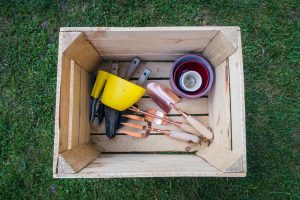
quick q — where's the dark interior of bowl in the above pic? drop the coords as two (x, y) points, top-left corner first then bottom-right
(173, 61), (209, 95)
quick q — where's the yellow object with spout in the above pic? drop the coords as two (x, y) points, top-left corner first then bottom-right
(91, 70), (145, 111)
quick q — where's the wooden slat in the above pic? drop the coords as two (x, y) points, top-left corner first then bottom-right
(85, 29), (218, 57)
(79, 68), (91, 144)
(60, 143), (101, 173)
(203, 31), (236, 67)
(63, 33), (101, 72)
(79, 154), (221, 177)
(68, 61), (81, 149)
(102, 53), (185, 61)
(92, 40), (209, 55)
(228, 31), (247, 172)
(91, 116), (208, 134)
(58, 55), (71, 153)
(91, 135), (202, 152)
(99, 62), (173, 78)
(137, 98), (208, 115)
(208, 60), (231, 149)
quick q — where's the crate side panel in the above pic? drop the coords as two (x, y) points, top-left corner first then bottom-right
(91, 135), (202, 152)
(208, 60), (231, 149)
(228, 31), (247, 172)
(86, 28), (218, 61)
(68, 61), (81, 149)
(79, 154), (220, 177)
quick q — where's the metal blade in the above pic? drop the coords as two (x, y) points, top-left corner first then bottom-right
(120, 130), (146, 138)
(146, 82), (180, 113)
(122, 115), (145, 122)
(121, 122), (145, 130)
(125, 57), (141, 80)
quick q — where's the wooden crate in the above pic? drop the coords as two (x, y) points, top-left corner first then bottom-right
(53, 27), (246, 178)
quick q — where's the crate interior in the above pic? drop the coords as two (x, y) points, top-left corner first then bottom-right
(55, 27), (246, 177)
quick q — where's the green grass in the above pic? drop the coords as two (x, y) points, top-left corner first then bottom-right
(1, 0), (299, 199)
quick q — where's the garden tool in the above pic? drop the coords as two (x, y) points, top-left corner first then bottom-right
(146, 82), (214, 140)
(105, 60), (151, 138)
(89, 58), (142, 125)
(118, 67), (152, 125)
(121, 120), (200, 143)
(104, 63), (121, 138)
(104, 58), (142, 138)
(128, 106), (202, 136)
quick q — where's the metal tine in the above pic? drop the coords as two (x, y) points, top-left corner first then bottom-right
(122, 114), (146, 122)
(120, 130), (147, 138)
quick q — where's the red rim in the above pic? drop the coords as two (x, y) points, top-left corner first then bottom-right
(173, 61), (210, 95)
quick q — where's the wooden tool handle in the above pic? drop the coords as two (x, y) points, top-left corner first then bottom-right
(180, 123), (201, 136)
(185, 115), (214, 140)
(168, 131), (200, 143)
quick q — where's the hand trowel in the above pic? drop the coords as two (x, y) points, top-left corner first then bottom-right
(146, 82), (214, 140)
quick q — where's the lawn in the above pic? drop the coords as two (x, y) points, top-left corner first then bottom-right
(0, 0), (299, 199)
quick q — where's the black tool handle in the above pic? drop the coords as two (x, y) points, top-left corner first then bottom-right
(104, 63), (120, 138)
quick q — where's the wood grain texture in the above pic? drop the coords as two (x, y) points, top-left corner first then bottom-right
(60, 32), (82, 53)
(91, 135), (202, 152)
(203, 31), (237, 67)
(228, 30), (247, 173)
(63, 33), (101, 72)
(54, 32), (65, 173)
(79, 154), (219, 177)
(208, 60), (231, 149)
(90, 116), (208, 134)
(196, 144), (242, 172)
(58, 55), (71, 153)
(85, 29), (218, 56)
(68, 61), (81, 149)
(60, 143), (101, 173)
(79, 68), (91, 145)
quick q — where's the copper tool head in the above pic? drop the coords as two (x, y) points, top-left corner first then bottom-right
(122, 114), (145, 122)
(120, 130), (147, 138)
(121, 122), (146, 130)
(146, 82), (181, 113)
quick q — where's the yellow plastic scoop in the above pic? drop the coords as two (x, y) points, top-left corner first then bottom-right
(91, 70), (145, 111)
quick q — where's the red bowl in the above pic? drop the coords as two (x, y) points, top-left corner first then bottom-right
(173, 61), (210, 95)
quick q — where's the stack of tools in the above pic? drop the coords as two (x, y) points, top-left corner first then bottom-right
(121, 115), (200, 143)
(89, 57), (152, 138)
(89, 55), (215, 143)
